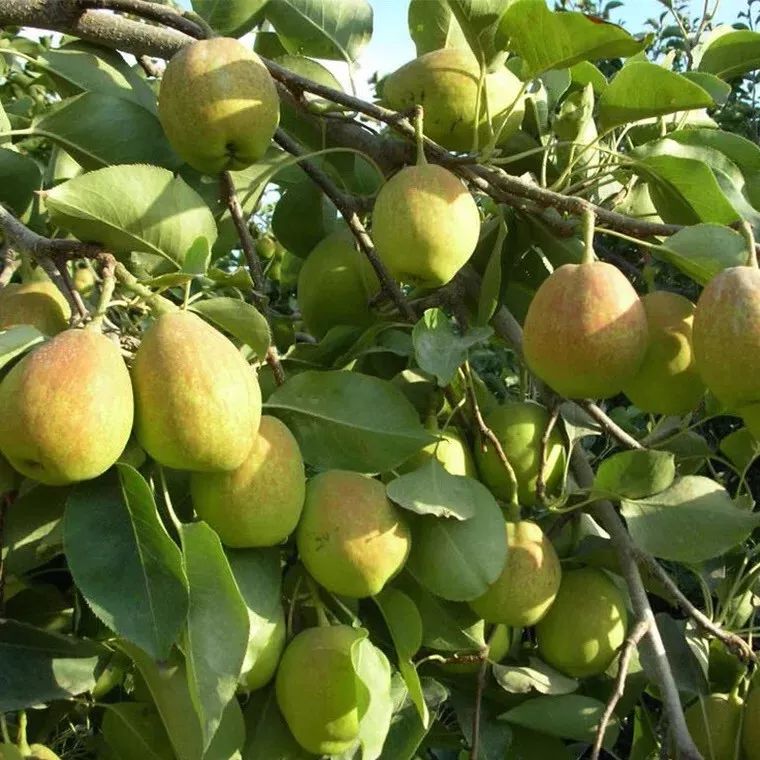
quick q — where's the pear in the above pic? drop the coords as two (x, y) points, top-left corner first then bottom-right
(191, 415), (305, 547)
(27, 746), (62, 760)
(469, 521), (561, 626)
(523, 261), (649, 399)
(297, 470), (411, 598)
(693, 265), (760, 411)
(399, 429), (476, 476)
(0, 329), (133, 485)
(535, 567), (628, 678)
(623, 291), (705, 415)
(372, 164), (480, 288)
(238, 608), (286, 693)
(131, 310), (261, 472)
(475, 401), (566, 506)
(275, 625), (363, 756)
(159, 38), (279, 174)
(743, 686), (760, 759)
(685, 693), (744, 760)
(296, 230), (380, 339)
(0, 281), (70, 335)
(383, 48), (525, 152)
(72, 265), (96, 297)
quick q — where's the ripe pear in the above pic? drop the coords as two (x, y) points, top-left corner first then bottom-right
(399, 429), (476, 476)
(159, 38), (279, 174)
(0, 281), (70, 335)
(191, 415), (305, 547)
(275, 625), (363, 755)
(296, 230), (380, 339)
(383, 48), (525, 152)
(523, 261), (649, 399)
(0, 329), (133, 485)
(238, 608), (287, 693)
(131, 310), (261, 472)
(469, 521), (561, 626)
(742, 686), (760, 759)
(693, 265), (760, 411)
(475, 402), (566, 506)
(297, 470), (411, 598)
(535, 567), (628, 678)
(372, 164), (480, 287)
(685, 693), (744, 760)
(623, 291), (705, 415)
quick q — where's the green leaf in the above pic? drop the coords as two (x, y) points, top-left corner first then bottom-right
(265, 0), (373, 62)
(493, 658), (578, 696)
(271, 181), (337, 258)
(408, 0), (468, 56)
(569, 61), (608, 93)
(0, 326), (46, 371)
(0, 148), (42, 216)
(387, 459), (490, 520)
(179, 522), (250, 752)
(352, 634), (394, 760)
(405, 493), (507, 602)
(242, 687), (313, 759)
(0, 620), (104, 711)
(64, 466), (189, 660)
(45, 165), (217, 269)
(698, 29), (760, 81)
(102, 703), (175, 760)
(720, 428), (760, 472)
(32, 93), (180, 171)
(681, 71), (732, 105)
(191, 0), (269, 36)
(444, 0), (506, 62)
(598, 62), (714, 130)
(413, 309), (492, 387)
(182, 237), (211, 276)
(190, 297), (270, 361)
(501, 694), (619, 746)
(496, 0), (649, 78)
(593, 450), (676, 500)
(621, 476), (760, 563)
(265, 370), (434, 473)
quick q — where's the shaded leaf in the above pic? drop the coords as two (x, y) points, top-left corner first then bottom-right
(0, 148), (42, 215)
(594, 450), (676, 500)
(407, 0), (468, 56)
(191, 0), (269, 35)
(242, 687), (313, 759)
(0, 326), (45, 371)
(493, 658), (579, 696)
(102, 703), (175, 760)
(190, 297), (270, 360)
(352, 634), (394, 760)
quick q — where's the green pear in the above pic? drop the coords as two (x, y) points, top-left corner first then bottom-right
(475, 402), (566, 506)
(0, 281), (70, 335)
(275, 625), (363, 755)
(191, 415), (305, 547)
(297, 470), (411, 597)
(743, 686), (760, 759)
(685, 693), (743, 760)
(131, 310), (261, 472)
(623, 291), (705, 414)
(535, 567), (628, 678)
(72, 264), (96, 297)
(0, 329), (133, 485)
(238, 608), (287, 693)
(469, 521), (561, 626)
(372, 163), (480, 287)
(523, 261), (649, 399)
(383, 48), (525, 152)
(296, 230), (380, 339)
(399, 429), (476, 476)
(159, 37), (279, 174)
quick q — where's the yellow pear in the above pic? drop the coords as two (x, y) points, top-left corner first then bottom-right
(475, 402), (566, 506)
(685, 693), (744, 760)
(275, 625), (363, 756)
(131, 310), (261, 472)
(191, 415), (305, 547)
(296, 230), (380, 339)
(238, 609), (286, 693)
(0, 329), (133, 485)
(297, 470), (411, 598)
(743, 686), (760, 759)
(535, 567), (628, 678)
(372, 163), (480, 287)
(159, 37), (279, 173)
(623, 291), (705, 414)
(399, 429), (476, 476)
(469, 521), (561, 626)
(0, 281), (70, 335)
(383, 48), (525, 152)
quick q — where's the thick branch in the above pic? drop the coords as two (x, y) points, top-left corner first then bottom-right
(75, 0), (204, 38)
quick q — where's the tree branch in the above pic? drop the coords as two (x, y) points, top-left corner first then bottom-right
(75, 0), (205, 39)
(579, 400), (646, 451)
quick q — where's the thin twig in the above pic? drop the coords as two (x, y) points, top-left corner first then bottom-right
(90, 253), (116, 329)
(265, 346), (285, 386)
(137, 54), (162, 77)
(579, 401), (646, 451)
(536, 402), (560, 505)
(0, 246), (19, 287)
(469, 654), (489, 760)
(54, 256), (88, 321)
(591, 619), (650, 760)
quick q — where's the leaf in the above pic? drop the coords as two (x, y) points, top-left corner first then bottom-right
(32, 93), (180, 171)
(405, 494), (507, 601)
(242, 687), (314, 759)
(598, 62), (714, 130)
(64, 466), (189, 660)
(413, 309), (492, 386)
(698, 29), (760, 80)
(265, 370), (434, 473)
(620, 476), (760, 563)
(0, 620), (104, 711)
(190, 297), (270, 360)
(496, 0), (649, 78)
(102, 703), (175, 760)
(352, 635), (394, 760)
(179, 522), (250, 752)
(501, 694), (619, 746)
(493, 658), (579, 696)
(271, 181), (337, 258)
(264, 0), (373, 62)
(720, 428), (760, 472)
(444, 0), (506, 62)
(45, 165), (217, 269)
(594, 450), (676, 500)
(191, 0), (269, 36)
(407, 0), (468, 56)
(681, 71), (732, 105)
(0, 148), (41, 215)
(0, 326), (46, 371)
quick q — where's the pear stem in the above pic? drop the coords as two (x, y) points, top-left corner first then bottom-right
(113, 262), (177, 316)
(581, 207), (596, 265)
(157, 466), (182, 533)
(304, 573), (330, 627)
(0, 715), (10, 745)
(16, 711), (30, 756)
(88, 254), (117, 331)
(414, 105), (427, 166)
(741, 221), (758, 268)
